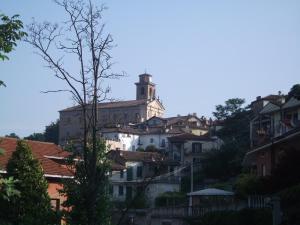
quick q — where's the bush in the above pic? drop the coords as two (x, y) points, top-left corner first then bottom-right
(145, 145), (158, 152)
(155, 192), (186, 207)
(279, 184), (300, 225)
(234, 174), (267, 198)
(186, 208), (272, 225)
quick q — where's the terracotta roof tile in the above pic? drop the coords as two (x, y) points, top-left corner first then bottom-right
(0, 138), (73, 178)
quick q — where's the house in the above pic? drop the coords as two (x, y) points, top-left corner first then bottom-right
(168, 133), (222, 166)
(244, 97), (300, 176)
(59, 74), (165, 146)
(101, 114), (211, 154)
(107, 150), (180, 207)
(0, 137), (73, 210)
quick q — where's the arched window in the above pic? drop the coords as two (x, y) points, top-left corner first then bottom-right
(141, 87), (145, 95)
(149, 88), (152, 99)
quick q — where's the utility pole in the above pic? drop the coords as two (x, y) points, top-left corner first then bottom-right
(188, 161), (194, 216)
(191, 160), (194, 192)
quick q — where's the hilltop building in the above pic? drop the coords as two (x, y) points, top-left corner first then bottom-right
(59, 74), (165, 146)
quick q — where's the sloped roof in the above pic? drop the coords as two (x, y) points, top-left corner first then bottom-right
(187, 188), (234, 196)
(0, 138), (73, 178)
(259, 102), (281, 114)
(60, 99), (148, 112)
(107, 150), (164, 164)
(282, 97), (300, 109)
(168, 133), (214, 142)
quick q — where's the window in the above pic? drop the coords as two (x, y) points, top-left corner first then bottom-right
(132, 145), (136, 151)
(136, 113), (140, 121)
(192, 143), (202, 153)
(109, 185), (113, 195)
(118, 186), (124, 196)
(120, 170), (124, 179)
(141, 87), (145, 95)
(150, 138), (154, 143)
(161, 139), (166, 147)
(127, 167), (133, 181)
(261, 164), (266, 176)
(126, 186), (133, 200)
(123, 144), (126, 150)
(137, 166), (143, 178)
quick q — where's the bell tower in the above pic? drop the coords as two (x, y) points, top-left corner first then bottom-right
(135, 73), (156, 100)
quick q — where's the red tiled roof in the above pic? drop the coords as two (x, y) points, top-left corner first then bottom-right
(0, 138), (73, 178)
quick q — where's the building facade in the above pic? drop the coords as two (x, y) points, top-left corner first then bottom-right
(244, 96), (300, 176)
(59, 74), (165, 146)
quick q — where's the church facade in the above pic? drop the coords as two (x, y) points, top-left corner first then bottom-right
(59, 74), (165, 145)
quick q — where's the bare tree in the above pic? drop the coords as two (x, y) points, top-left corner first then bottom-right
(26, 0), (123, 224)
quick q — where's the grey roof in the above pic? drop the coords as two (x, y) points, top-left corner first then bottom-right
(187, 188), (234, 196)
(259, 102), (281, 114)
(60, 99), (148, 112)
(282, 97), (300, 109)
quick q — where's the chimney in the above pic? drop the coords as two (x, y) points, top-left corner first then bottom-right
(256, 96), (261, 100)
(193, 112), (197, 117)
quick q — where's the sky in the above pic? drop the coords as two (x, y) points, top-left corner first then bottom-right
(1, 0), (300, 137)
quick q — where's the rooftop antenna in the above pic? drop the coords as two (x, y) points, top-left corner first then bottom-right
(144, 68), (147, 74)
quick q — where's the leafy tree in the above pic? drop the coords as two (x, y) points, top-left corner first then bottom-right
(45, 120), (59, 144)
(5, 133), (19, 139)
(25, 132), (45, 141)
(0, 14), (26, 60)
(287, 84), (300, 100)
(202, 99), (251, 180)
(2, 140), (55, 225)
(62, 139), (111, 225)
(213, 98), (245, 120)
(0, 13), (27, 87)
(25, 120), (59, 144)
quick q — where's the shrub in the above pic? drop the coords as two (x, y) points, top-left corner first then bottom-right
(155, 192), (186, 207)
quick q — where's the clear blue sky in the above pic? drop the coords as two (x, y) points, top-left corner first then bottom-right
(1, 0), (300, 137)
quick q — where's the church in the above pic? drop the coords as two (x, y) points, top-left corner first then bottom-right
(59, 74), (165, 145)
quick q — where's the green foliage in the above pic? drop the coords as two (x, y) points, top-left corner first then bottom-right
(0, 140), (55, 225)
(128, 191), (149, 209)
(45, 120), (59, 144)
(202, 99), (251, 180)
(234, 174), (268, 198)
(187, 208), (272, 225)
(136, 147), (144, 152)
(25, 120), (59, 144)
(279, 184), (300, 225)
(5, 132), (19, 139)
(62, 139), (111, 225)
(270, 147), (300, 192)
(25, 132), (45, 141)
(155, 191), (186, 207)
(0, 14), (27, 60)
(0, 177), (20, 201)
(287, 84), (300, 100)
(181, 170), (205, 193)
(213, 98), (245, 120)
(145, 145), (158, 152)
